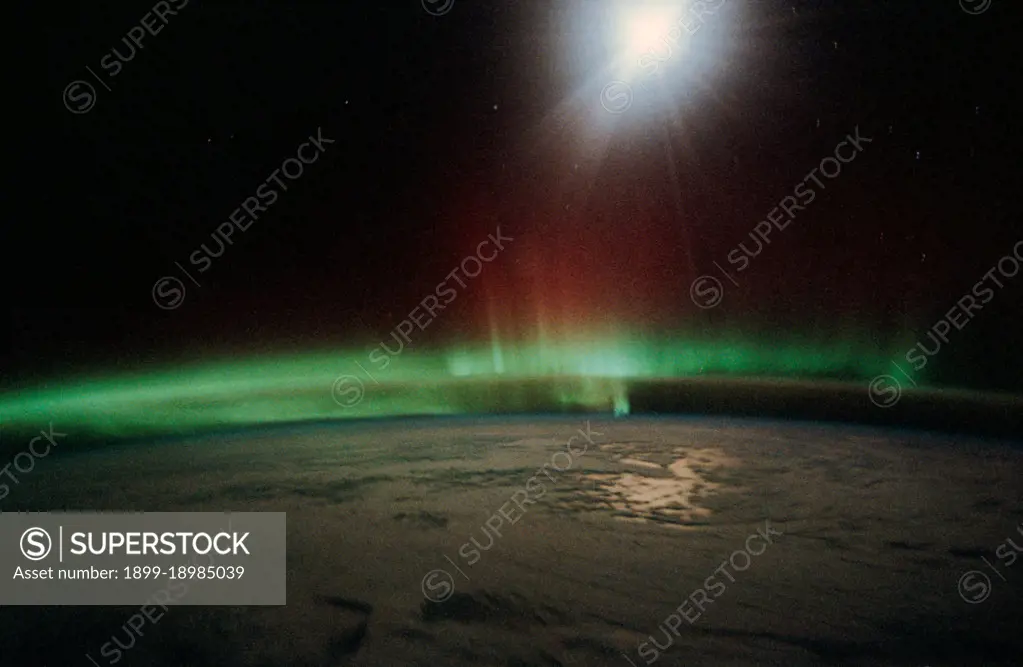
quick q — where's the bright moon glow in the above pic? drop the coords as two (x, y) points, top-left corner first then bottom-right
(617, 3), (683, 57)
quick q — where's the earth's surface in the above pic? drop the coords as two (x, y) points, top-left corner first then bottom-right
(3, 415), (1021, 666)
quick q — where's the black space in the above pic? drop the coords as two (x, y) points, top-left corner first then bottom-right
(8, 0), (1023, 391)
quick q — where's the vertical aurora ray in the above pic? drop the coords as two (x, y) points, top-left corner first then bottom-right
(487, 292), (505, 375)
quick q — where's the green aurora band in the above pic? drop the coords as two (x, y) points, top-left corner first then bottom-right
(0, 334), (920, 440)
